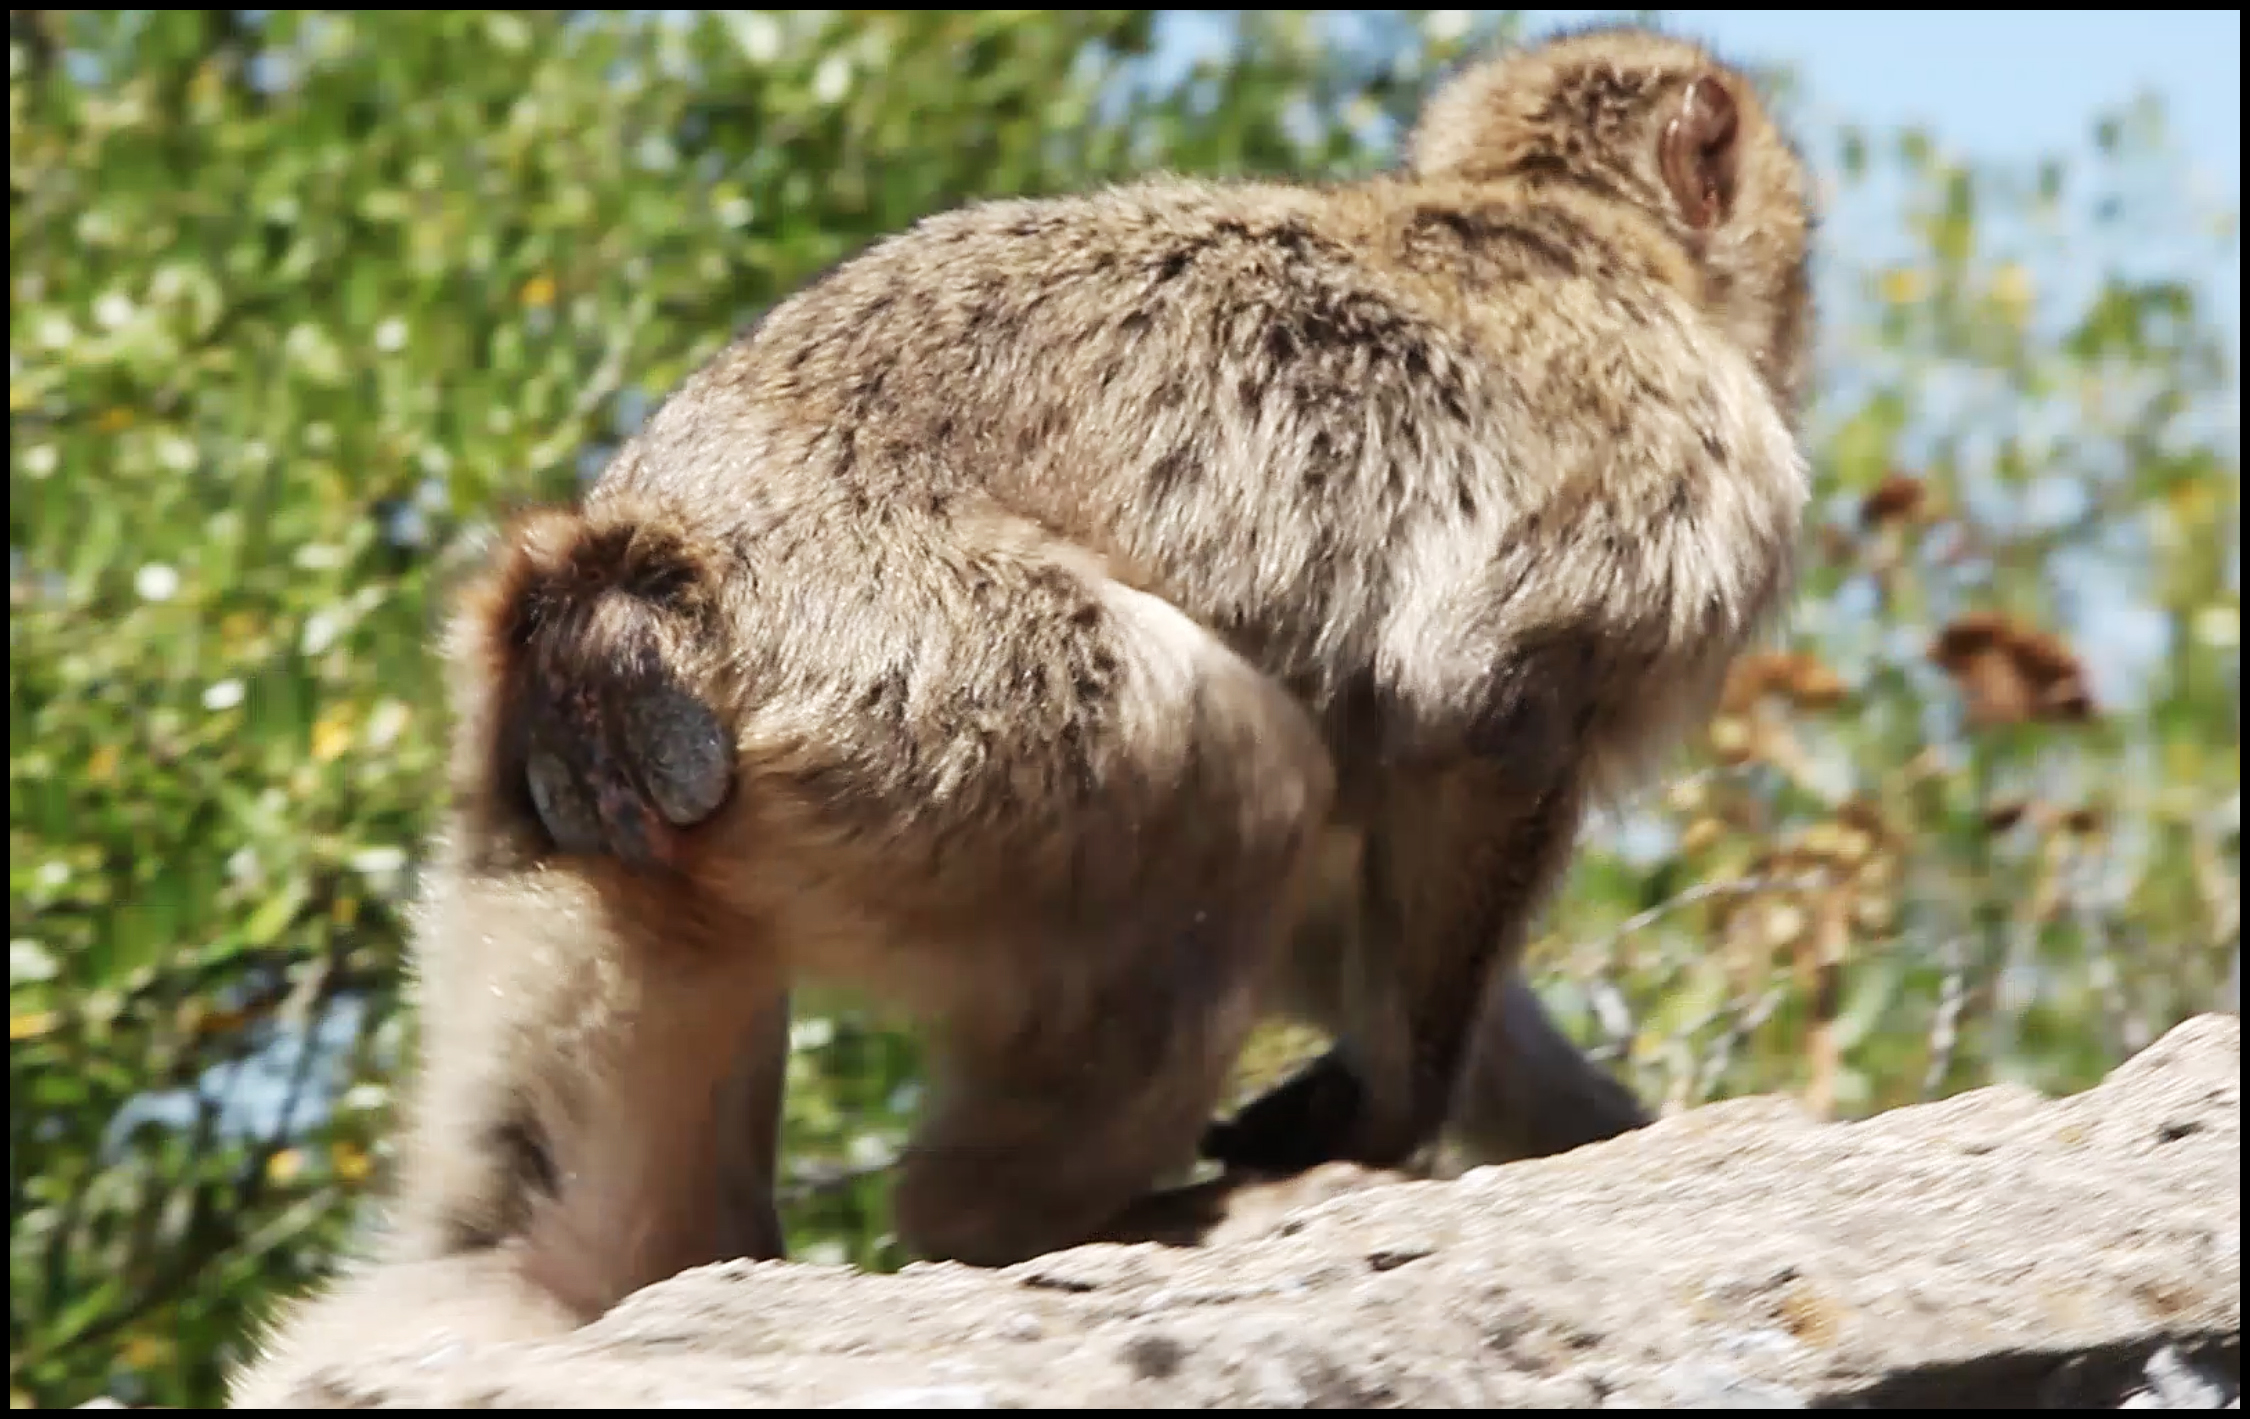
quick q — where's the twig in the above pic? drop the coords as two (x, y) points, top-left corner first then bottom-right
(1577, 869), (1831, 1086)
(778, 1153), (898, 1208)
(1593, 869), (1834, 960)
(1693, 985), (1785, 1103)
(1923, 934), (1968, 1099)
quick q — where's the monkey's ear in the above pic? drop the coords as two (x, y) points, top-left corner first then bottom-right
(1659, 75), (1739, 230)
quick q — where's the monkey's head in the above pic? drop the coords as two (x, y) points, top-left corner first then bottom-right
(1409, 26), (1815, 414)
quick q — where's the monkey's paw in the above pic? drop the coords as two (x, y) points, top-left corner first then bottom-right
(1201, 1051), (1372, 1174)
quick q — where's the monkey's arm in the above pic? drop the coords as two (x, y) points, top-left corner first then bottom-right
(1205, 964), (1650, 1175)
(1212, 305), (1802, 1177)
(1449, 964), (1650, 1164)
(1208, 757), (1596, 1172)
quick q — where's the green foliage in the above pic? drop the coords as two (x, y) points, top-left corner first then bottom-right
(9, 10), (2237, 1409)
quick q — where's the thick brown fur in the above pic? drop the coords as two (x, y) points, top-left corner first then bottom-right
(230, 25), (1813, 1405)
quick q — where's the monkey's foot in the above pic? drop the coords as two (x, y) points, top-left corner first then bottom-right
(1201, 1051), (1380, 1174)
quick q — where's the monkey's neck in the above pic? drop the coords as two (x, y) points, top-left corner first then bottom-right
(1371, 171), (1796, 412)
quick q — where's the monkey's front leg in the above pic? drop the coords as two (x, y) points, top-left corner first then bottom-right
(1451, 965), (1650, 1163)
(1206, 756), (1620, 1172)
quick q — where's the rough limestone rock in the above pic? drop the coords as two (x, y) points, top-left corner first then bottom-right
(261, 1014), (2240, 1409)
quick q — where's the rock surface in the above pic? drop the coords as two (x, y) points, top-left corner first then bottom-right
(260, 1014), (2242, 1409)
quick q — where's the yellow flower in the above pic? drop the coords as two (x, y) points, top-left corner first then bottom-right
(266, 1148), (305, 1184)
(1989, 262), (2034, 323)
(333, 1141), (375, 1183)
(311, 705), (356, 763)
(1878, 267), (1928, 306)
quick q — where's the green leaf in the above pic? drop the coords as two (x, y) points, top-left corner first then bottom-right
(241, 880), (311, 950)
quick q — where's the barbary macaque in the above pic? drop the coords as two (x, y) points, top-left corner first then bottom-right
(231, 24), (1812, 1405)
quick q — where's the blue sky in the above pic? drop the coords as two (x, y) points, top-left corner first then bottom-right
(1148, 10), (2241, 356)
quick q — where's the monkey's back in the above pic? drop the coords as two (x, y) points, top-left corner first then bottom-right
(595, 171), (1798, 733)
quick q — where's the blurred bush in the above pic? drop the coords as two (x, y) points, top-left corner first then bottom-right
(9, 10), (2237, 1408)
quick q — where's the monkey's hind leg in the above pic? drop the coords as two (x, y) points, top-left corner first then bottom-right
(227, 1250), (580, 1408)
(842, 565), (1334, 1268)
